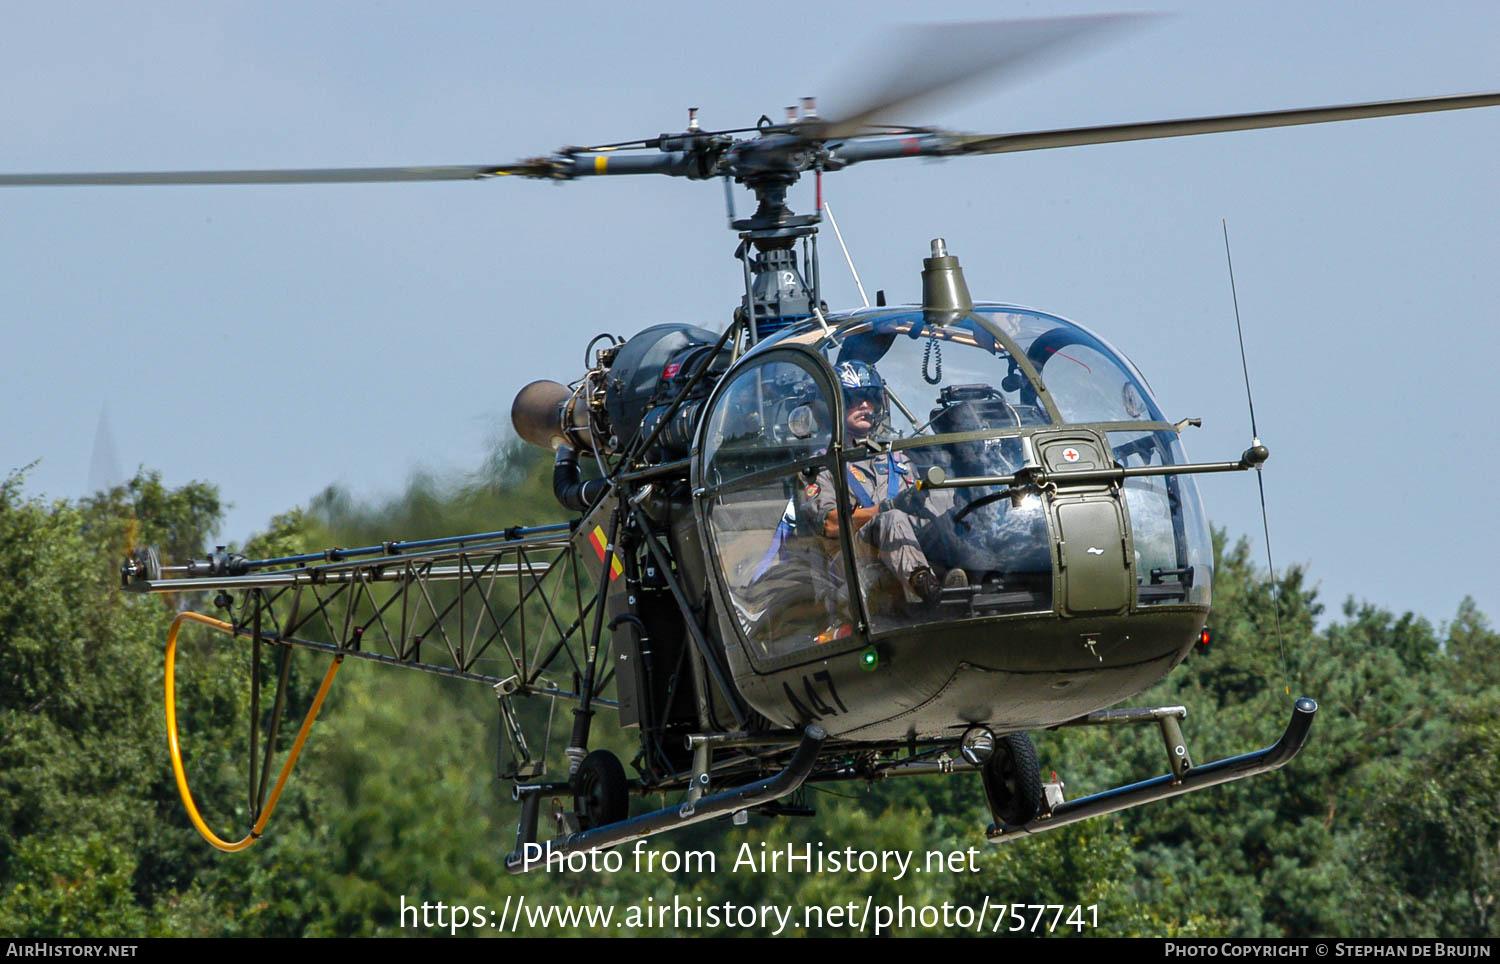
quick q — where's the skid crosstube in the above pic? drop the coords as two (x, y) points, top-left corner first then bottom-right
(989, 697), (1318, 842)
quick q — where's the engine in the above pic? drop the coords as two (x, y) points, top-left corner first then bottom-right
(511, 323), (731, 507)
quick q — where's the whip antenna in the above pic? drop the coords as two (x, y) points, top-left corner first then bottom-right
(1224, 220), (1260, 441)
(1222, 219), (1291, 696)
(823, 201), (869, 308)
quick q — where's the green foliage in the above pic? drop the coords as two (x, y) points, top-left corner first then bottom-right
(79, 469), (222, 577)
(954, 820), (1224, 937)
(1445, 597), (1500, 694)
(1355, 694), (1500, 936)
(2, 446), (1497, 937)
(0, 835), (147, 937)
(0, 468), (232, 936)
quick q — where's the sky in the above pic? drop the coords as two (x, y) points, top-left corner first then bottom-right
(2, 0), (1496, 628)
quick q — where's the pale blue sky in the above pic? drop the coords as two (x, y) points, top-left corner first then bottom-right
(2, 0), (1496, 627)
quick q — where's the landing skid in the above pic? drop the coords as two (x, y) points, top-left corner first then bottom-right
(506, 725), (826, 873)
(502, 698), (1316, 871)
(988, 698), (1318, 841)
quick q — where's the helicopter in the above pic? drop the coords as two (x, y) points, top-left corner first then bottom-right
(10, 16), (1498, 872)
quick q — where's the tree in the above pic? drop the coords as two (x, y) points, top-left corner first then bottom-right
(1356, 693), (1500, 936)
(0, 469), (219, 934)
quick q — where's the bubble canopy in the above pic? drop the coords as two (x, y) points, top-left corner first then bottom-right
(695, 306), (1211, 666)
(755, 305), (1168, 432)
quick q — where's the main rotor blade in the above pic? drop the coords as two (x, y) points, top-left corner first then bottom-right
(948, 91), (1500, 156)
(810, 14), (1147, 140)
(0, 162), (553, 187)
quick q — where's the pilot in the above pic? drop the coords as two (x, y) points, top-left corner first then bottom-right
(796, 360), (965, 612)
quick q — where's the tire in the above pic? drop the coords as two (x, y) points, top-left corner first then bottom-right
(573, 749), (629, 831)
(982, 732), (1043, 828)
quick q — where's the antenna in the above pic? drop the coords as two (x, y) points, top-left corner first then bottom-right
(1222, 219), (1291, 697)
(1223, 220), (1260, 445)
(822, 201), (869, 308)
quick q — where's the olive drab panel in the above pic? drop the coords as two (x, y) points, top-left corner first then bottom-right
(1055, 498), (1131, 615)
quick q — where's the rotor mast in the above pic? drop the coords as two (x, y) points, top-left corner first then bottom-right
(732, 119), (824, 342)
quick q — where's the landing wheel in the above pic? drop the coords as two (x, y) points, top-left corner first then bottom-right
(573, 749), (628, 831)
(981, 732), (1042, 828)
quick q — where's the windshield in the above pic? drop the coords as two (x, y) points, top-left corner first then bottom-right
(1109, 429), (1213, 607)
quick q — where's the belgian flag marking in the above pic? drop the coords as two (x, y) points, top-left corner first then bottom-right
(589, 525), (623, 581)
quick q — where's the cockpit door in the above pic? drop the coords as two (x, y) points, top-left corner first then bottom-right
(697, 351), (846, 667)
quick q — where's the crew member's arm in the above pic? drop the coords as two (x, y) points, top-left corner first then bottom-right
(796, 469), (877, 539)
(825, 505), (877, 538)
